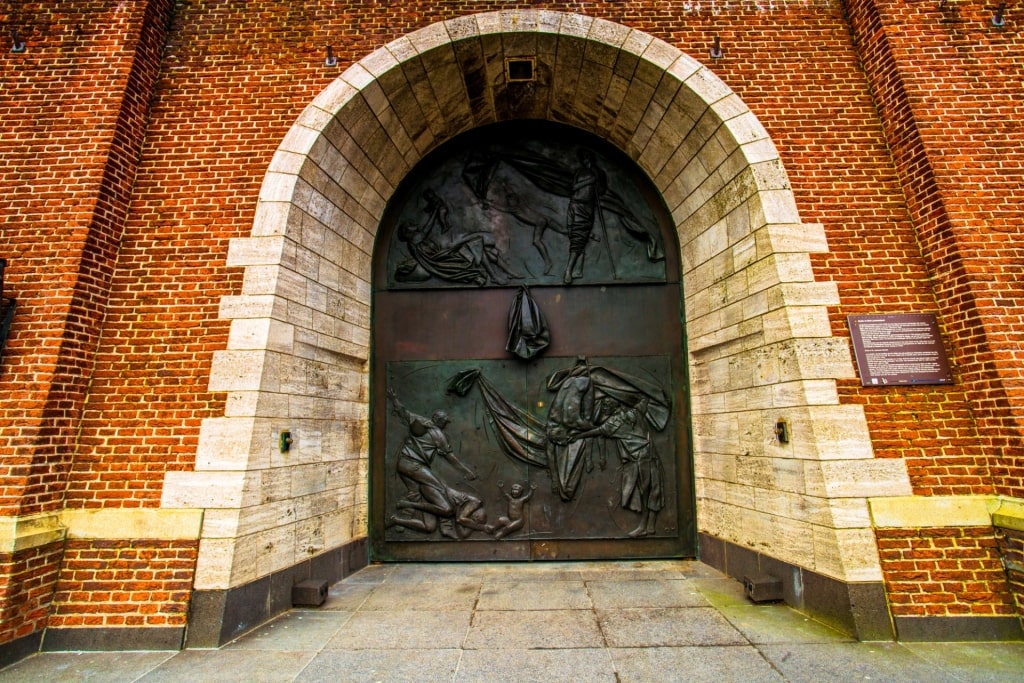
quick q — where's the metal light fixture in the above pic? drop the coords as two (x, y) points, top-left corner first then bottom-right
(992, 2), (1006, 26)
(710, 36), (723, 59)
(325, 45), (337, 67)
(10, 30), (26, 53)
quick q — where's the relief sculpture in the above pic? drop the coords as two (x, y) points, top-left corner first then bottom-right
(386, 131), (666, 288)
(385, 387), (488, 539)
(384, 357), (673, 543)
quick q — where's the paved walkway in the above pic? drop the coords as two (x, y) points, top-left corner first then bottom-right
(1, 560), (1022, 682)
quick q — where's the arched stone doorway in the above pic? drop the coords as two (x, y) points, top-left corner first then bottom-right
(164, 10), (911, 644)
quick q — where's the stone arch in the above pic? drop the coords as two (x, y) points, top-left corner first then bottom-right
(163, 10), (911, 614)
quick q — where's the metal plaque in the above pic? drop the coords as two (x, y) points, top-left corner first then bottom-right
(848, 313), (953, 386)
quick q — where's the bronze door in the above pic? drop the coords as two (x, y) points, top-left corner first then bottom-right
(370, 122), (694, 561)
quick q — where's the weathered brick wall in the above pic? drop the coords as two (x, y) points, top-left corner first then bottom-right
(845, 0), (1024, 500)
(995, 527), (1024, 618)
(0, 0), (174, 514)
(0, 543), (63, 645)
(47, 541), (196, 629)
(877, 527), (1017, 617)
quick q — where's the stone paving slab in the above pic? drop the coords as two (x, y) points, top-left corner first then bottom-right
(137, 650), (315, 683)
(587, 578), (709, 608)
(325, 609), (472, 650)
(609, 645), (785, 683)
(758, 642), (963, 683)
(902, 642), (1024, 683)
(464, 609), (605, 649)
(295, 648), (462, 683)
(1, 560), (1022, 683)
(598, 606), (748, 647)
(359, 580), (481, 611)
(717, 604), (855, 644)
(0, 651), (174, 683)
(225, 612), (351, 651)
(455, 648), (618, 683)
(477, 580), (592, 610)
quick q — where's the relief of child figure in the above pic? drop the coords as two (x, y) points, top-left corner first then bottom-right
(487, 481), (536, 539)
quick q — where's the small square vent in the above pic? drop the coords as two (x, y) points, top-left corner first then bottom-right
(505, 57), (536, 82)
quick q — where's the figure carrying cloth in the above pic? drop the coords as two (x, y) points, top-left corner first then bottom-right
(386, 387), (480, 537)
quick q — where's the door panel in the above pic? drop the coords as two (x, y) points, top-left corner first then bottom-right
(370, 121), (693, 562)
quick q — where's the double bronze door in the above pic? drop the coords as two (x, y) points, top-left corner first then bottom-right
(371, 284), (694, 561)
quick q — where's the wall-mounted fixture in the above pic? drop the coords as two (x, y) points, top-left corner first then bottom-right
(325, 45), (337, 67)
(710, 36), (723, 59)
(992, 2), (1006, 26)
(0, 259), (16, 364)
(279, 430), (293, 453)
(775, 418), (790, 444)
(10, 30), (26, 53)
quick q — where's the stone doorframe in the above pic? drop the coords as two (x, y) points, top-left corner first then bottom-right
(162, 11), (912, 643)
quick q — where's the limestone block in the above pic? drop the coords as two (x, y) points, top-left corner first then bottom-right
(809, 459), (912, 499)
(207, 350), (270, 393)
(219, 294), (281, 321)
(736, 455), (776, 489)
(408, 20), (450, 54)
(227, 318), (294, 354)
(751, 486), (793, 520)
(201, 509), (242, 539)
(162, 471), (261, 509)
(725, 481), (756, 509)
(361, 45), (401, 78)
(277, 124), (321, 158)
(318, 509), (350, 549)
(828, 498), (872, 529)
(293, 107), (334, 139)
(739, 137), (781, 166)
(326, 460), (362, 491)
(776, 338), (856, 382)
(292, 463), (329, 498)
(768, 515), (816, 568)
(769, 457), (809, 495)
(770, 380), (840, 409)
(444, 14), (480, 41)
(252, 472), (289, 509)
(194, 417), (260, 471)
(311, 80), (359, 117)
(193, 538), (239, 590)
(251, 201), (293, 238)
(267, 149), (306, 177)
(559, 12), (593, 38)
(762, 306), (833, 344)
(295, 516), (326, 558)
(766, 282), (840, 311)
(769, 404), (872, 461)
(725, 112), (772, 149)
(236, 500), (298, 538)
(255, 524), (298, 578)
(588, 16), (630, 47)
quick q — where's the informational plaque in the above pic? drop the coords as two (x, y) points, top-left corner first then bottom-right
(848, 313), (953, 386)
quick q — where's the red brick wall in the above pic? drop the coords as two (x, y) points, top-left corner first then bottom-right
(877, 527), (1017, 617)
(47, 541), (197, 628)
(0, 0), (174, 515)
(995, 527), (1024, 618)
(0, 543), (63, 644)
(845, 0), (1024, 500)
